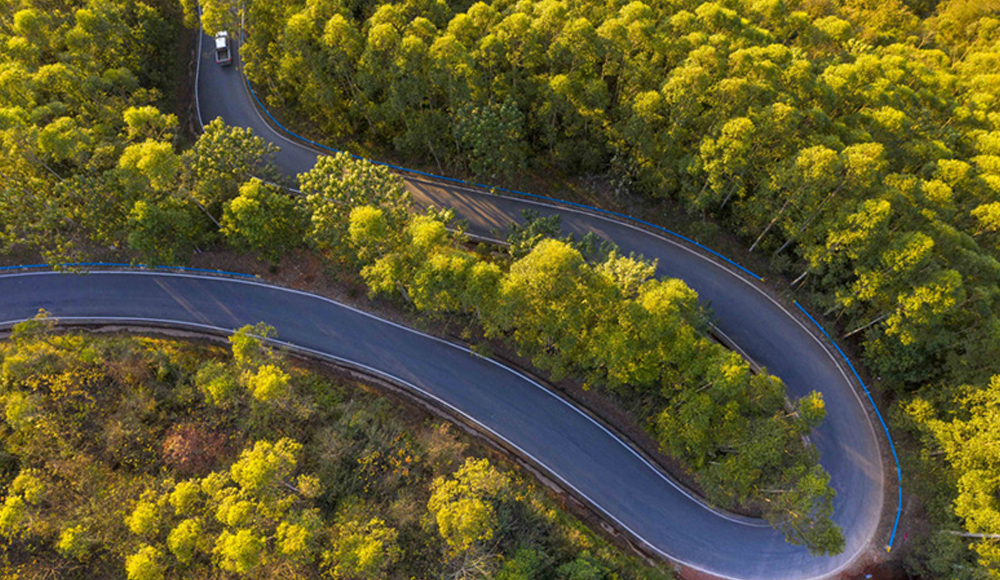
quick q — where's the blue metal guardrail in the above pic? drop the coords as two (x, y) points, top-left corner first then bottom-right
(0, 262), (257, 278)
(238, 41), (904, 551)
(794, 301), (903, 551)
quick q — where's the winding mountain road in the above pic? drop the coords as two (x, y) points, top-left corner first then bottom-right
(0, 29), (888, 580)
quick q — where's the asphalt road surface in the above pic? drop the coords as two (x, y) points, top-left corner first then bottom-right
(9, 29), (888, 579)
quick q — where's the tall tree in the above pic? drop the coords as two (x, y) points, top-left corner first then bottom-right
(300, 153), (411, 264)
(221, 179), (307, 262)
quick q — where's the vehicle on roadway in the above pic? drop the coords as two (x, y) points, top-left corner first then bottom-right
(215, 31), (232, 66)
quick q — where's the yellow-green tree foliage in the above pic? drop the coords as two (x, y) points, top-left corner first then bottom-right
(0, 0), (190, 262)
(300, 152), (412, 265)
(242, 0), (1000, 569)
(0, 320), (666, 580)
(324, 517), (400, 578)
(221, 179), (306, 263)
(428, 458), (511, 555)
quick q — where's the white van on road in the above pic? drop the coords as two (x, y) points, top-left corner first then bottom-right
(215, 31), (232, 66)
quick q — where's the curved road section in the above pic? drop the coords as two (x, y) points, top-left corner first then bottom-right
(5, 271), (856, 579)
(16, 29), (881, 579)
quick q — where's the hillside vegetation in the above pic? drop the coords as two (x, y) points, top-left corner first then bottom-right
(229, 0), (1000, 402)
(216, 0), (1000, 574)
(0, 0), (287, 265)
(0, 316), (671, 580)
(297, 153), (842, 553)
(0, 0), (841, 558)
(6, 0), (1000, 574)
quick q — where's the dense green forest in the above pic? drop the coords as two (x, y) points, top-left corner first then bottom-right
(194, 0), (999, 575)
(0, 0), (188, 261)
(6, 0), (1000, 575)
(0, 0), (841, 563)
(223, 0), (1000, 411)
(0, 0), (285, 265)
(0, 316), (671, 580)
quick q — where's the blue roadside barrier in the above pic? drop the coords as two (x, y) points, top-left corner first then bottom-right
(0, 262), (257, 279)
(794, 301), (903, 551)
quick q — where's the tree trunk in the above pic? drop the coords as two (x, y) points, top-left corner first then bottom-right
(945, 531), (1000, 539)
(772, 184), (843, 258)
(719, 164), (750, 211)
(843, 313), (887, 339)
(28, 152), (65, 181)
(424, 130), (445, 174)
(396, 281), (414, 308)
(749, 198), (792, 253)
(193, 198), (222, 228)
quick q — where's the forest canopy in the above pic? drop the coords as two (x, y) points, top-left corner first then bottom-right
(4, 0), (1000, 575)
(1, 0), (840, 554)
(228, 0), (1000, 574)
